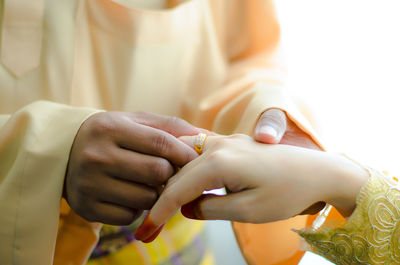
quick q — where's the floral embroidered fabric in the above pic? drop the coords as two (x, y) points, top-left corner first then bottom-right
(297, 169), (400, 265)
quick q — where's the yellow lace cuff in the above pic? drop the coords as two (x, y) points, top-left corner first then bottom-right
(296, 168), (400, 264)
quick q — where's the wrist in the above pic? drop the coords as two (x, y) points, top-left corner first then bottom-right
(323, 153), (370, 217)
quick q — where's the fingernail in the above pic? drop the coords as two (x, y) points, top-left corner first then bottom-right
(141, 224), (165, 243)
(258, 126), (278, 139)
(134, 214), (164, 243)
(181, 196), (204, 220)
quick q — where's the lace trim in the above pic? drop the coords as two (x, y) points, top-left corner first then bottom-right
(297, 168), (400, 265)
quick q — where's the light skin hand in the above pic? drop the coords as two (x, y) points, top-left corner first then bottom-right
(65, 111), (206, 226)
(134, 134), (369, 243)
(254, 108), (325, 214)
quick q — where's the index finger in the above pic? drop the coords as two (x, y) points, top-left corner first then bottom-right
(130, 112), (209, 137)
(116, 121), (198, 167)
(134, 154), (225, 243)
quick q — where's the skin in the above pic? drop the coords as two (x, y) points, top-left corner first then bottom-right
(65, 108), (320, 226)
(65, 111), (204, 225)
(135, 134), (369, 242)
(255, 108), (321, 151)
(255, 108), (325, 214)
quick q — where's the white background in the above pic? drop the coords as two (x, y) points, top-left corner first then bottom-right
(207, 0), (400, 264)
(277, 0), (400, 172)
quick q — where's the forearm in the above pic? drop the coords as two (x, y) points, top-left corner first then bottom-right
(315, 152), (370, 217)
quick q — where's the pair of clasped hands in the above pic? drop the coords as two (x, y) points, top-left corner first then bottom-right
(65, 109), (367, 243)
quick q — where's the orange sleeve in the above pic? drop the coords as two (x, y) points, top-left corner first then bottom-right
(53, 201), (102, 265)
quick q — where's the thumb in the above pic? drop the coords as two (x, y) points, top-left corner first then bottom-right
(254, 108), (287, 144)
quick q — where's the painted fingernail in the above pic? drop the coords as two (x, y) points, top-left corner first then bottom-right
(134, 214), (163, 243)
(181, 196), (205, 220)
(141, 223), (165, 243)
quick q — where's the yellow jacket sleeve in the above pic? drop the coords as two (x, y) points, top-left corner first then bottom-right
(297, 168), (400, 265)
(0, 101), (98, 265)
(0, 115), (10, 128)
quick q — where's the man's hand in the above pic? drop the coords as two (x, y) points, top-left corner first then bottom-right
(254, 108), (320, 150)
(65, 112), (203, 225)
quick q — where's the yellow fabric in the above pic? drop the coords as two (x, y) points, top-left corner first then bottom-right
(87, 214), (207, 265)
(0, 115), (10, 128)
(0, 101), (98, 265)
(298, 169), (400, 264)
(199, 252), (215, 265)
(88, 250), (214, 265)
(1, 0), (44, 77)
(0, 0), (322, 264)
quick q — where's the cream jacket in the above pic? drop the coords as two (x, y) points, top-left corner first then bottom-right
(0, 0), (321, 264)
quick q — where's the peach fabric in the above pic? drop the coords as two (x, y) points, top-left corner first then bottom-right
(0, 0), (329, 265)
(233, 196), (346, 265)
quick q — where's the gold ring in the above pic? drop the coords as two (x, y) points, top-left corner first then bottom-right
(194, 133), (208, 155)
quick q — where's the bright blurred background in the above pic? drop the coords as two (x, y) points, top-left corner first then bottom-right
(207, 0), (400, 264)
(277, 0), (400, 172)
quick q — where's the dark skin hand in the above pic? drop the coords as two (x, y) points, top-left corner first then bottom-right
(65, 111), (205, 226)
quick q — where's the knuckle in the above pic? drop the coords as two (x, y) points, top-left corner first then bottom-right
(212, 138), (231, 150)
(153, 134), (171, 155)
(206, 150), (228, 168)
(131, 111), (148, 123)
(167, 116), (189, 129)
(151, 159), (172, 184)
(167, 116), (180, 126)
(89, 113), (116, 136)
(80, 148), (105, 167)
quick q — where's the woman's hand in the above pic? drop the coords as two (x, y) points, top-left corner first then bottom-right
(254, 108), (321, 151)
(134, 134), (369, 243)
